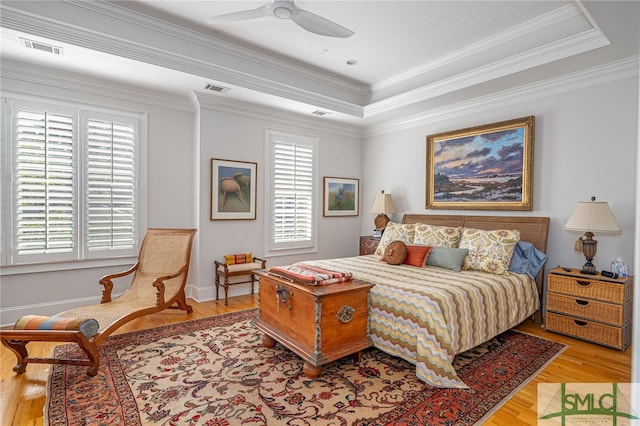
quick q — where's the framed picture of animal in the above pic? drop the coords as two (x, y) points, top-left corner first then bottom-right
(323, 177), (359, 217)
(210, 158), (257, 220)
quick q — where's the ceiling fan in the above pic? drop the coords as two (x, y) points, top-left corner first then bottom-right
(206, 0), (354, 38)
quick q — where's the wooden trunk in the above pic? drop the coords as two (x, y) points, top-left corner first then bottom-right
(255, 271), (374, 378)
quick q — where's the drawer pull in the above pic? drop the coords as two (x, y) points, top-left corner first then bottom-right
(573, 319), (588, 327)
(575, 299), (589, 306)
(575, 280), (592, 287)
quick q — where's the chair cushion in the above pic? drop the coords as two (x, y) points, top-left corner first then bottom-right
(14, 315), (99, 339)
(218, 262), (263, 273)
(224, 253), (253, 265)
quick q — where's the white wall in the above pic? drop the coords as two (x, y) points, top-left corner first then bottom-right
(190, 96), (364, 301)
(0, 73), (198, 324)
(361, 77), (638, 275)
(0, 76), (365, 322)
(0, 68), (637, 331)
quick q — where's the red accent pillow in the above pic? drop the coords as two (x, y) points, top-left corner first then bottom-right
(404, 245), (432, 267)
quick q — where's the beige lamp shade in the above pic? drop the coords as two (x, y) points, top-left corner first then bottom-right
(564, 200), (621, 233)
(564, 197), (621, 275)
(370, 191), (396, 230)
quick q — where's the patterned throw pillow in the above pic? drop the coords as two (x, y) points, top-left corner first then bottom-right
(374, 222), (416, 256)
(459, 228), (520, 275)
(224, 253), (253, 265)
(413, 224), (462, 248)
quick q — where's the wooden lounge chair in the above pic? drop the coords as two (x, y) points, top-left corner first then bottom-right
(0, 228), (197, 376)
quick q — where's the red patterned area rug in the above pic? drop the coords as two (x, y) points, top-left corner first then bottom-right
(45, 309), (565, 425)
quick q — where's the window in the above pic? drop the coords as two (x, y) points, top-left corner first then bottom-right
(1, 97), (146, 268)
(265, 129), (318, 254)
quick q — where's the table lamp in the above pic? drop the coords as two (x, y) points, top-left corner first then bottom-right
(564, 196), (621, 275)
(370, 190), (396, 236)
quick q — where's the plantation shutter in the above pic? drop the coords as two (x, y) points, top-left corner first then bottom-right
(267, 129), (317, 252)
(4, 97), (144, 267)
(14, 108), (76, 257)
(86, 115), (137, 252)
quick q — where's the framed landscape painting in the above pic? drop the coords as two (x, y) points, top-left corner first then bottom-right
(426, 116), (535, 211)
(323, 177), (359, 217)
(210, 158), (257, 220)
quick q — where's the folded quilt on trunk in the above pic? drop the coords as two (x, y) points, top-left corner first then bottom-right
(268, 263), (353, 285)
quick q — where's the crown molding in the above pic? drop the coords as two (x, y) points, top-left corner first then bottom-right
(78, 1), (369, 95)
(195, 93), (363, 139)
(0, 1), (368, 117)
(364, 56), (639, 137)
(0, 58), (196, 111)
(364, 27), (609, 118)
(372, 3), (583, 92)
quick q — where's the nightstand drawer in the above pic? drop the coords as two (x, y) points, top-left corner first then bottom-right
(547, 274), (629, 304)
(546, 293), (631, 326)
(545, 312), (631, 350)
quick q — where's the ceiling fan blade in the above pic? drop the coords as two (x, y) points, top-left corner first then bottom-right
(206, 6), (269, 25)
(291, 9), (354, 38)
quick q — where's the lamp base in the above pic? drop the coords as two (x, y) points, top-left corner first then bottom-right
(374, 214), (390, 230)
(580, 268), (597, 275)
(580, 232), (598, 275)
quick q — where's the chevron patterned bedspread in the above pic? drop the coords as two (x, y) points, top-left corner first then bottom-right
(302, 255), (539, 388)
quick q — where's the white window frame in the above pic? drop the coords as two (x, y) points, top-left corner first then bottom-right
(1, 95), (147, 273)
(264, 128), (318, 256)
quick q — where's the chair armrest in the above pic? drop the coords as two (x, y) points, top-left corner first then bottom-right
(99, 262), (139, 303)
(152, 267), (188, 306)
(253, 257), (267, 269)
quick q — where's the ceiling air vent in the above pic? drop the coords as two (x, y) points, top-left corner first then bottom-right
(204, 83), (229, 93)
(19, 38), (63, 55)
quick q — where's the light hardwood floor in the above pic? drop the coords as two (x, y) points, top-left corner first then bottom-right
(1, 295), (632, 425)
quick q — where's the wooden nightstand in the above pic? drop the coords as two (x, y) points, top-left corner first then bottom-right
(359, 236), (380, 255)
(545, 267), (633, 350)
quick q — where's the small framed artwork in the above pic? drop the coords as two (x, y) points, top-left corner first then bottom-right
(323, 177), (359, 217)
(426, 115), (535, 211)
(210, 158), (257, 220)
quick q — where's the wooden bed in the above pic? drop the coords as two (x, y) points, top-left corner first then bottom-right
(401, 213), (550, 320)
(298, 213), (550, 388)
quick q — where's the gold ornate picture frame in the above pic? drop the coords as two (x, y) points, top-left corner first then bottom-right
(426, 116), (535, 211)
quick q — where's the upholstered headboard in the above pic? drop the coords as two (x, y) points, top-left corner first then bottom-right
(401, 213), (550, 322)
